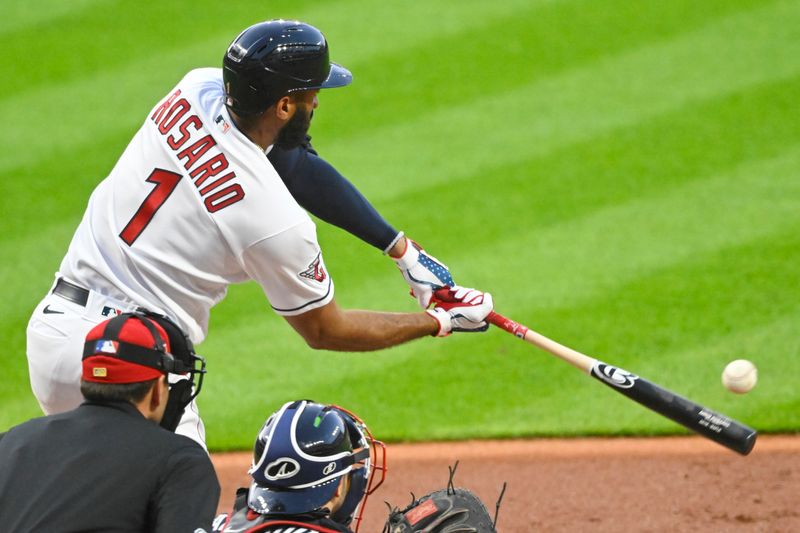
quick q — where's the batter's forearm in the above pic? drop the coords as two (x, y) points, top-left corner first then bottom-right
(319, 309), (437, 351)
(285, 301), (438, 351)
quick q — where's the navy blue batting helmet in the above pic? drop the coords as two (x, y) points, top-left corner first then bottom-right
(223, 20), (352, 116)
(247, 400), (385, 529)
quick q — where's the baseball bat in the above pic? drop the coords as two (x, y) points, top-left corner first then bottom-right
(486, 311), (757, 455)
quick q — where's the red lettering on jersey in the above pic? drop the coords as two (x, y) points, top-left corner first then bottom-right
(158, 98), (191, 135)
(147, 89), (245, 215)
(205, 184), (245, 212)
(197, 171), (234, 195)
(151, 89), (181, 123)
(190, 153), (229, 187)
(177, 135), (216, 169)
(168, 114), (202, 150)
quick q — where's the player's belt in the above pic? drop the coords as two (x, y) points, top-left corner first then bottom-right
(53, 278), (89, 307)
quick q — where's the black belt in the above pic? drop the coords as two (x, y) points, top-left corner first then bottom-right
(53, 278), (89, 307)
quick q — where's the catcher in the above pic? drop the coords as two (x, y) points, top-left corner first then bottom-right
(214, 400), (501, 533)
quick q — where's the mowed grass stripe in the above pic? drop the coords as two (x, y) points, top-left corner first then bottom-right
(298, 0), (558, 66)
(544, 230), (800, 378)
(322, 0), (800, 201)
(324, 0), (769, 137)
(0, 323), (33, 424)
(0, 0), (106, 36)
(455, 145), (800, 312)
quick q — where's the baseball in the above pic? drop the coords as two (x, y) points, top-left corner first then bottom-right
(722, 359), (757, 394)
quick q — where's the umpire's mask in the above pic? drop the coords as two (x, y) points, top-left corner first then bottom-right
(134, 309), (207, 431)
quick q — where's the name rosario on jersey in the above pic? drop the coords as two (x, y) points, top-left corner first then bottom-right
(150, 89), (244, 213)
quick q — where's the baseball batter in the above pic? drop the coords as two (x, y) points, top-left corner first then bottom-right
(26, 20), (493, 446)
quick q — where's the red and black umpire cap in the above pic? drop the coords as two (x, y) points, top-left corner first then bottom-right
(82, 313), (175, 384)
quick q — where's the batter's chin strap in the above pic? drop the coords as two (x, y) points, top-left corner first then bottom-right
(134, 308), (207, 432)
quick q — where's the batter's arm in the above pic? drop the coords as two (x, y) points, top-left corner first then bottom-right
(269, 142), (401, 252)
(270, 142), (454, 309)
(284, 298), (439, 351)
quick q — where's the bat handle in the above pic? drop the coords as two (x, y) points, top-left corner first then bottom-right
(488, 310), (596, 373)
(487, 311), (529, 339)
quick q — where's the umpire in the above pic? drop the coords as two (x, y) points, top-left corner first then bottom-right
(0, 312), (220, 532)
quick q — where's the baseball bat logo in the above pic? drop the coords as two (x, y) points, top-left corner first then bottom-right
(593, 362), (638, 389)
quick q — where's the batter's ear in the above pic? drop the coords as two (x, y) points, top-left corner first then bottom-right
(275, 95), (294, 120)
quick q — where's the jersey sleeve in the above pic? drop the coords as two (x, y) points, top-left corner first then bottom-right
(153, 442), (221, 533)
(240, 219), (334, 316)
(268, 142), (401, 253)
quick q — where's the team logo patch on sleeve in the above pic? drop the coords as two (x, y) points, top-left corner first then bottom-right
(299, 253), (327, 283)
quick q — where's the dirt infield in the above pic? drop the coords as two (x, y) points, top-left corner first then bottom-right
(212, 435), (800, 532)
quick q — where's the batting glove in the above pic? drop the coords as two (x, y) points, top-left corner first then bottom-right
(392, 238), (454, 309)
(427, 286), (493, 336)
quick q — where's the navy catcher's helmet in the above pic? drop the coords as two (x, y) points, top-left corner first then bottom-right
(247, 400), (386, 530)
(223, 20), (352, 116)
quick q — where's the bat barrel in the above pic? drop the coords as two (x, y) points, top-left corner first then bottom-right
(590, 361), (757, 455)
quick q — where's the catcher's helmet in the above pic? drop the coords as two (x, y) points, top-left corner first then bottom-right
(247, 400), (385, 530)
(223, 20), (352, 116)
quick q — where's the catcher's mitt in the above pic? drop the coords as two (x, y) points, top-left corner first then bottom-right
(383, 463), (503, 533)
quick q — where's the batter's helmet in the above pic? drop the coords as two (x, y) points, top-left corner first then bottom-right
(247, 400), (386, 531)
(223, 20), (352, 116)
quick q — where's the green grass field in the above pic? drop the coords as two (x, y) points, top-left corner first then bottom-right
(2, 0), (799, 450)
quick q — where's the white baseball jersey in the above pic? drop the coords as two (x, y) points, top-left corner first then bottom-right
(58, 68), (334, 343)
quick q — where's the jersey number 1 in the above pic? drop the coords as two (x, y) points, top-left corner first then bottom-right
(119, 169), (182, 246)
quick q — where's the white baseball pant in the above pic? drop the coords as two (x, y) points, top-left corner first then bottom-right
(26, 275), (207, 449)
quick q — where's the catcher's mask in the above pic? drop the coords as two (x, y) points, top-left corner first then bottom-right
(82, 309), (206, 431)
(247, 400), (386, 531)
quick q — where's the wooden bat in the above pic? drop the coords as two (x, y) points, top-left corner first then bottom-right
(486, 311), (757, 455)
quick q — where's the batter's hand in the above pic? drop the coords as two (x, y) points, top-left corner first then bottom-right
(391, 238), (454, 308)
(427, 286), (493, 336)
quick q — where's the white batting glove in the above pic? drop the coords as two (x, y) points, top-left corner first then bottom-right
(391, 238), (454, 309)
(426, 286), (493, 337)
